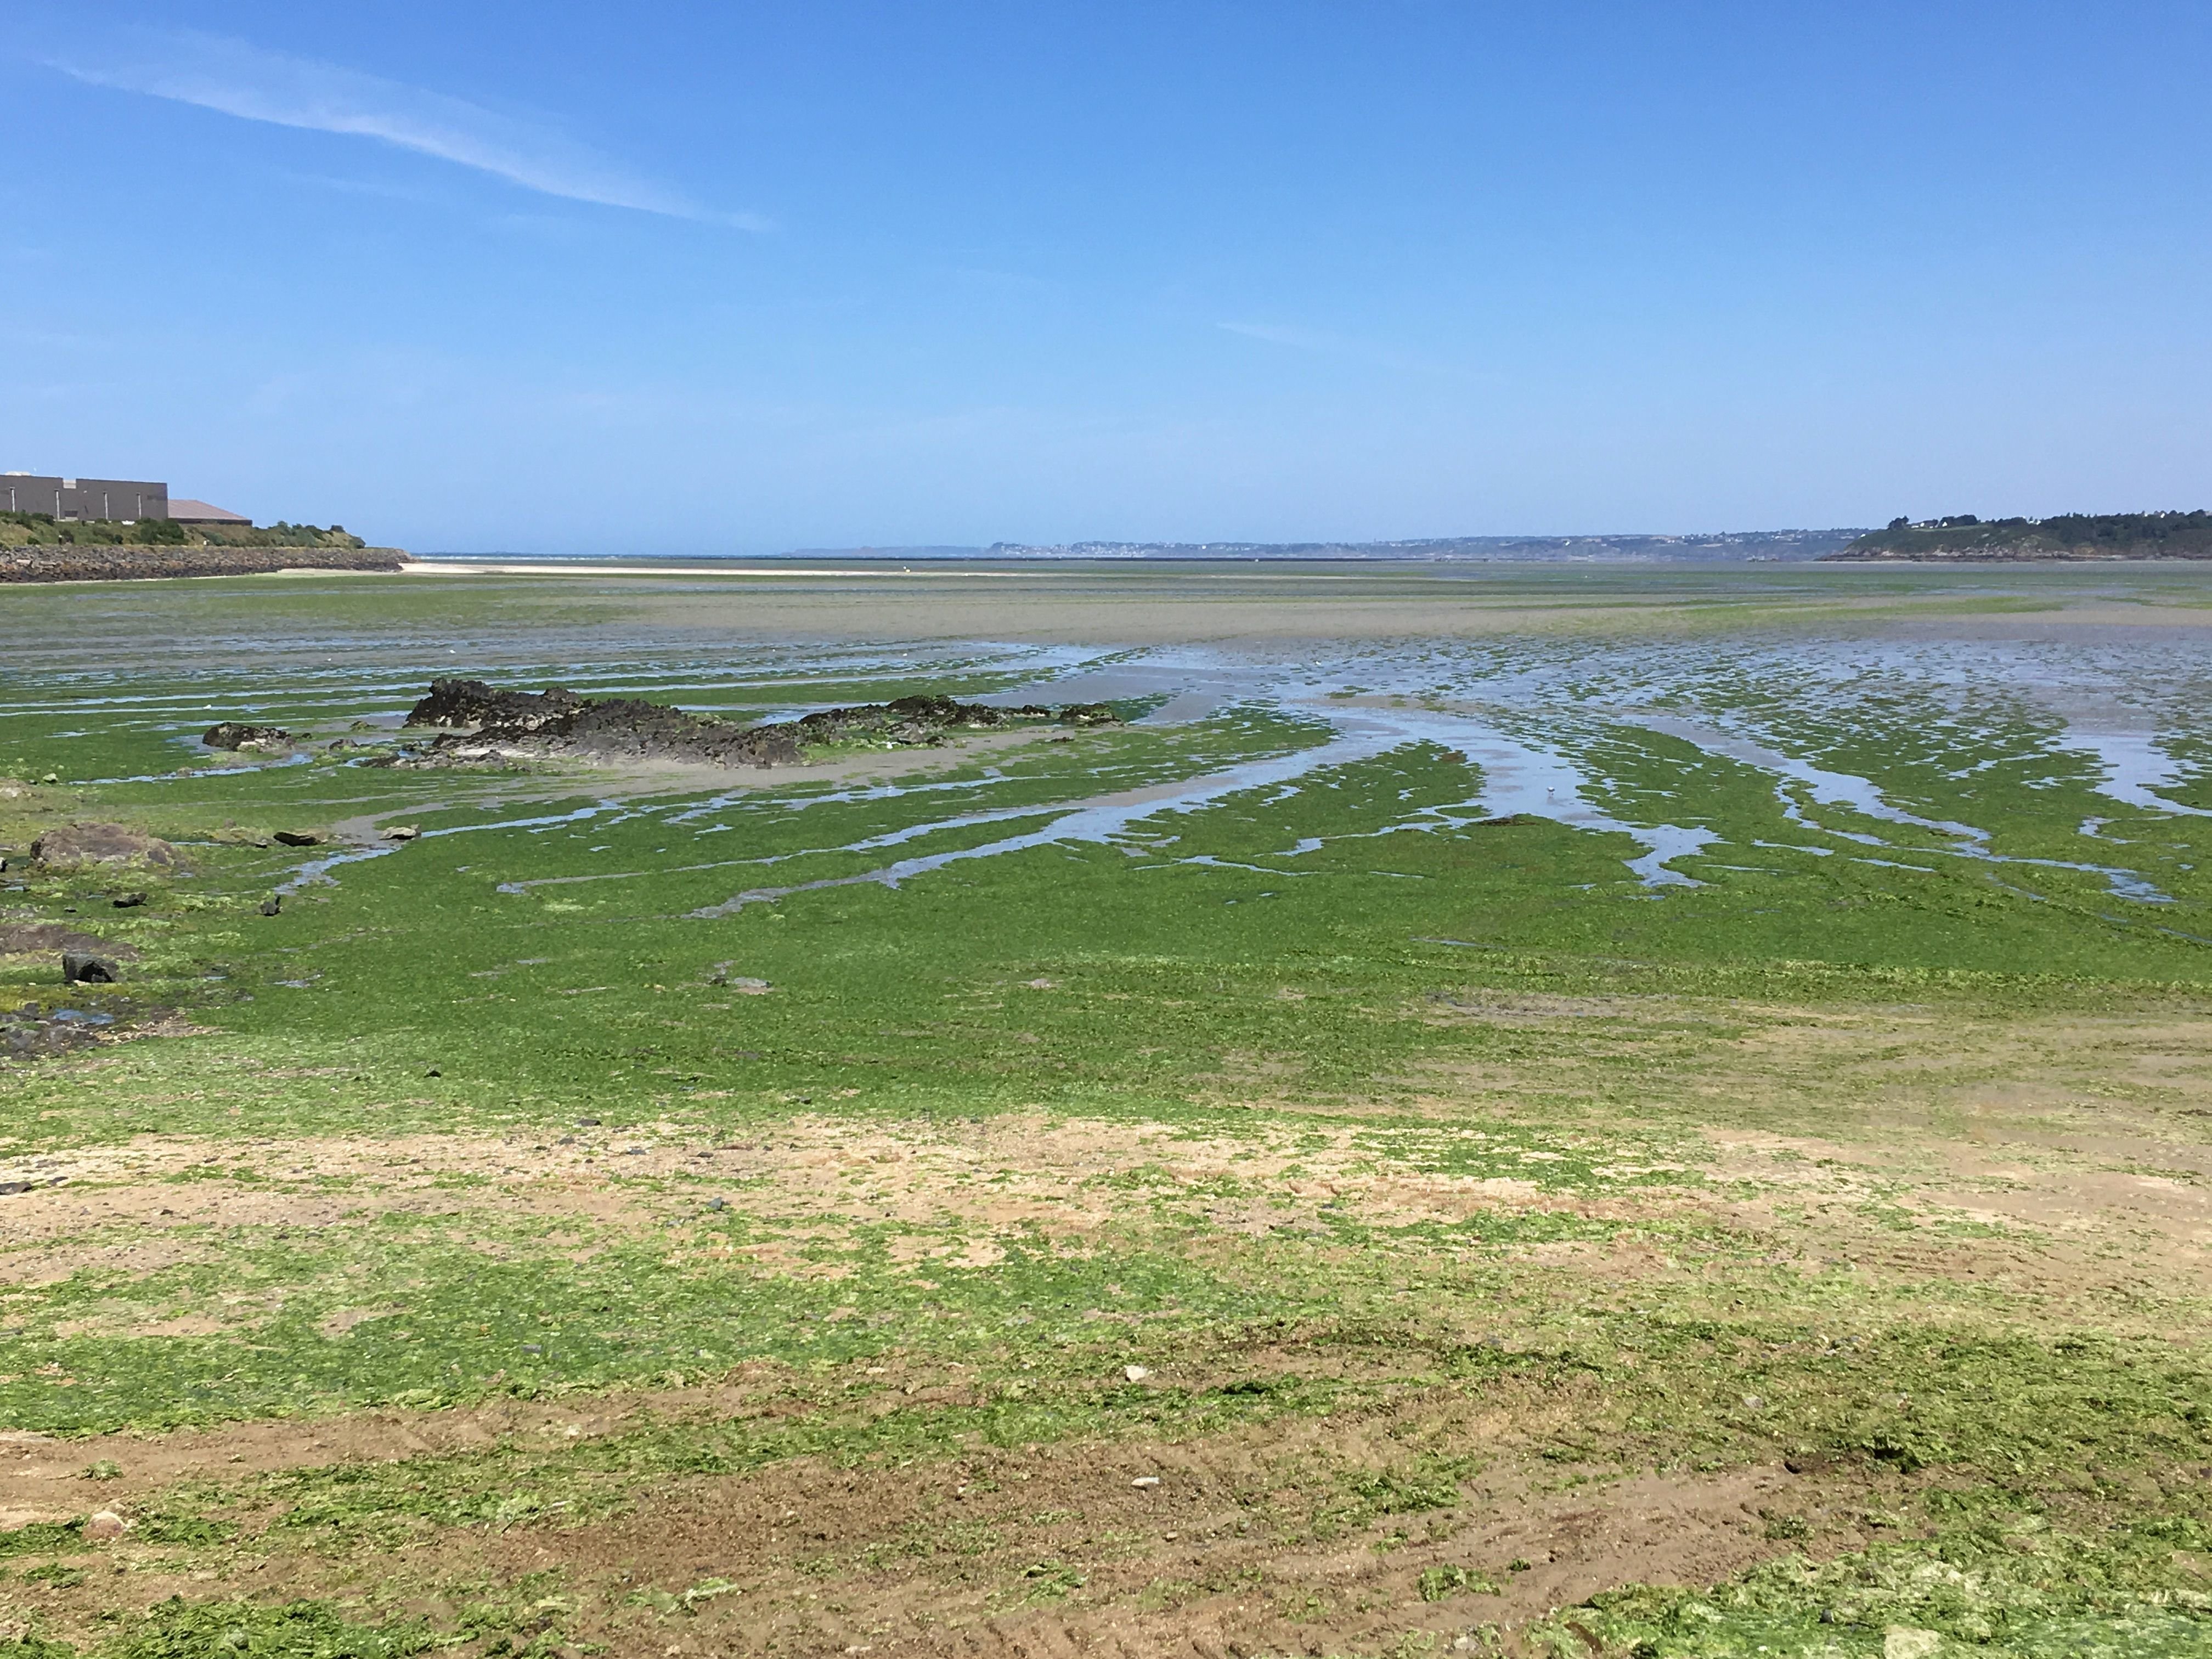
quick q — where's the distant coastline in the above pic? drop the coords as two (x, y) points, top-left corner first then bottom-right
(787, 529), (1866, 563)
(1823, 511), (2212, 562)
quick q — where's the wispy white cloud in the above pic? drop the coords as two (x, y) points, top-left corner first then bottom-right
(41, 28), (770, 230)
(1218, 321), (1342, 351)
(1218, 320), (1442, 375)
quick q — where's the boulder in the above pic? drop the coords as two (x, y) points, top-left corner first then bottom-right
(273, 830), (323, 847)
(61, 952), (119, 984)
(404, 678), (584, 732)
(29, 823), (178, 870)
(203, 722), (293, 753)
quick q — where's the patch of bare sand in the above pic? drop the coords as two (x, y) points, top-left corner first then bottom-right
(0, 1375), (1906, 1659)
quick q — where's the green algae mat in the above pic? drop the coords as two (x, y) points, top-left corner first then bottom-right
(2, 563), (2212, 1657)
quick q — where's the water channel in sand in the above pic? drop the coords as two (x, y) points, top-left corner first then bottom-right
(4, 590), (2207, 915)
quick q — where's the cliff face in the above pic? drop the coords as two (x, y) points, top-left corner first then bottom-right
(0, 546), (408, 583)
(1824, 511), (2212, 561)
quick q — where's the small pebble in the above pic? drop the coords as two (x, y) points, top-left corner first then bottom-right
(1132, 1476), (1161, 1488)
(83, 1511), (127, 1541)
(1123, 1364), (1150, 1383)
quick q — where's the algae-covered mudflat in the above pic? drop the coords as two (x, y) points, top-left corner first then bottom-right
(3, 561), (2212, 1657)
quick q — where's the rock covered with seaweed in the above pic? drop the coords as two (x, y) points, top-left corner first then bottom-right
(382, 679), (1118, 769)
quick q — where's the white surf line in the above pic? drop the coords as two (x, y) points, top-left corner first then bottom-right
(1628, 713), (2172, 903)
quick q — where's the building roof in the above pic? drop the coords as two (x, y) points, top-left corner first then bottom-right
(168, 499), (252, 525)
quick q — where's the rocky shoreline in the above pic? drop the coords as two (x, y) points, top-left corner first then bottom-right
(0, 545), (408, 583)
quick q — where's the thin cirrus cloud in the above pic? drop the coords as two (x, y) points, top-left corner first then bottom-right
(1217, 320), (1445, 376)
(40, 27), (770, 231)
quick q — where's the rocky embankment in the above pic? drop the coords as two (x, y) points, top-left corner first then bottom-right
(0, 546), (407, 583)
(387, 679), (1119, 769)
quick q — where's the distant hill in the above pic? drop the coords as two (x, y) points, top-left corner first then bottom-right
(1825, 511), (2212, 561)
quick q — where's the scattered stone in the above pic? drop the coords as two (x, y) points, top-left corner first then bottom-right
(0, 1181), (32, 1196)
(577, 1118), (601, 1127)
(1883, 1631), (1942, 1659)
(202, 722), (292, 753)
(273, 830), (323, 847)
(112, 891), (147, 909)
(382, 825), (421, 841)
(707, 1197), (727, 1211)
(259, 897), (282, 917)
(82, 1510), (127, 1542)
(30, 823), (179, 870)
(61, 953), (119, 984)
(1131, 1476), (1161, 1488)
(1122, 1364), (1150, 1382)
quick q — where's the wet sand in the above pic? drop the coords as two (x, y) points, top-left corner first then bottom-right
(377, 558), (2212, 646)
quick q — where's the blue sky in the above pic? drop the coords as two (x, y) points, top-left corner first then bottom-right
(5, 3), (2208, 554)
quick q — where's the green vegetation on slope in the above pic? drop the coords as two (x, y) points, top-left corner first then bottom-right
(1831, 510), (2212, 561)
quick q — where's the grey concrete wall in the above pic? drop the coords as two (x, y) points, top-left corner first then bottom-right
(0, 475), (169, 520)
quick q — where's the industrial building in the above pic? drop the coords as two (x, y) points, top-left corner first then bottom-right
(1, 473), (252, 526)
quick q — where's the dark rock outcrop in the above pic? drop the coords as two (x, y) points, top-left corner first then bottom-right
(203, 722), (293, 753)
(61, 952), (119, 984)
(384, 681), (1119, 770)
(404, 679), (585, 732)
(397, 679), (799, 768)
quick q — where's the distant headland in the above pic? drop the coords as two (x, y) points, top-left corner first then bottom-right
(1823, 511), (2212, 562)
